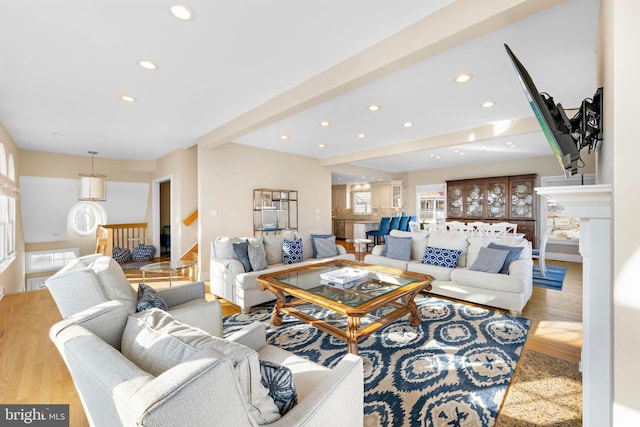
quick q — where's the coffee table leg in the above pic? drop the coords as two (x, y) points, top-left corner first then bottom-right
(346, 316), (361, 355)
(406, 289), (423, 327)
(270, 288), (287, 327)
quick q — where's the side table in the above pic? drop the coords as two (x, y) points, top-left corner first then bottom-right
(345, 238), (372, 262)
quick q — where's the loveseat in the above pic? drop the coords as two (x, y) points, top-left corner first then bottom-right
(45, 253), (223, 337)
(364, 229), (533, 314)
(50, 300), (364, 427)
(210, 231), (356, 310)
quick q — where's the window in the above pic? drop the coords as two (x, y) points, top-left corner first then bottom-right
(351, 190), (371, 214)
(539, 174), (595, 244)
(68, 201), (107, 236)
(26, 248), (79, 274)
(0, 142), (17, 273)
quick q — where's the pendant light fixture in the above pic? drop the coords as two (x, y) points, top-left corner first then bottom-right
(78, 151), (106, 201)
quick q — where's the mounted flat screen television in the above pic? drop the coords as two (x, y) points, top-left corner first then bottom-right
(504, 44), (602, 178)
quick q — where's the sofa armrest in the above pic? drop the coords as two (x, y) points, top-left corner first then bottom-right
(371, 245), (385, 256)
(269, 353), (364, 427)
(225, 321), (267, 351)
(210, 257), (245, 303)
(336, 244), (347, 255)
(156, 281), (206, 306)
(45, 269), (109, 318)
(115, 352), (256, 427)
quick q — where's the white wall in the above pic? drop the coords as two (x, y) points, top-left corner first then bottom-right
(609, 0), (640, 424)
(197, 142), (333, 278)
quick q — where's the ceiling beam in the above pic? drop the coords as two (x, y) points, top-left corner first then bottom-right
(319, 116), (540, 166)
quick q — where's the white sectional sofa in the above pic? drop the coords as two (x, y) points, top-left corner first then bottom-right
(364, 230), (533, 315)
(210, 231), (356, 310)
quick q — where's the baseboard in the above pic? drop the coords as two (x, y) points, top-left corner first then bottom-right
(546, 252), (583, 263)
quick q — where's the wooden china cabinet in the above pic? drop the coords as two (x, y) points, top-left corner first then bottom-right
(446, 174), (537, 246)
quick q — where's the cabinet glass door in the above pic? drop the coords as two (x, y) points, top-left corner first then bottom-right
(510, 179), (534, 218)
(486, 181), (507, 218)
(465, 183), (484, 218)
(447, 184), (464, 217)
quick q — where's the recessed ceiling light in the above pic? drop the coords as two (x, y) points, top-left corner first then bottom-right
(403, 122), (413, 127)
(170, 3), (195, 21)
(455, 73), (472, 83)
(459, 152), (465, 155)
(318, 143), (326, 148)
(429, 154), (435, 158)
(482, 101), (495, 108)
(454, 149), (460, 153)
(338, 178), (342, 181)
(506, 141), (513, 146)
(139, 60), (159, 70)
(280, 135), (289, 140)
(509, 145), (516, 148)
(435, 155), (441, 159)
(367, 104), (381, 112)
(357, 133), (366, 139)
(320, 121), (330, 127)
(120, 95), (136, 102)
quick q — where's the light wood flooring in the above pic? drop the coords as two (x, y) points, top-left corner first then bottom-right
(0, 245), (582, 426)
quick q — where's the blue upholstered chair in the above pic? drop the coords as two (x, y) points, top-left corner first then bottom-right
(399, 216), (410, 232)
(366, 217), (391, 245)
(389, 216), (401, 231)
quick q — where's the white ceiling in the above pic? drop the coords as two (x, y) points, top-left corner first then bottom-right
(0, 0), (600, 184)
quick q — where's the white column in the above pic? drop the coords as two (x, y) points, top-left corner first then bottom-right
(535, 184), (612, 427)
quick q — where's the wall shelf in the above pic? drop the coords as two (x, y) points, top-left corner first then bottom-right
(253, 189), (298, 235)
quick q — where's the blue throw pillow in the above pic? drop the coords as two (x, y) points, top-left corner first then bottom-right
(259, 360), (298, 415)
(384, 235), (412, 261)
(136, 283), (168, 312)
(282, 238), (303, 264)
(469, 247), (510, 273)
(112, 246), (132, 264)
(488, 242), (525, 274)
(132, 244), (156, 261)
(314, 236), (338, 259)
(232, 240), (252, 272)
(311, 233), (333, 258)
(421, 246), (462, 268)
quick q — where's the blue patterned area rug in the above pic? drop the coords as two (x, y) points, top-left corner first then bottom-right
(532, 265), (567, 291)
(223, 295), (531, 427)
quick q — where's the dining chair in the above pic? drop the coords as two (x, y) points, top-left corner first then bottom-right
(399, 216), (410, 232)
(389, 216), (401, 231)
(366, 217), (392, 245)
(532, 225), (553, 277)
(408, 221), (419, 232)
(478, 223), (508, 237)
(405, 216), (416, 231)
(494, 222), (518, 234)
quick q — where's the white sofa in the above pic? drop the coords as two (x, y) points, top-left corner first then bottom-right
(46, 253), (223, 337)
(210, 231), (355, 310)
(50, 300), (364, 427)
(364, 230), (533, 315)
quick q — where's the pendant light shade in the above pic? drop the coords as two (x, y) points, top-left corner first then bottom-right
(79, 151), (106, 201)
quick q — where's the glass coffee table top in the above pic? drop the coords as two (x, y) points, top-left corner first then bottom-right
(140, 259), (197, 286)
(266, 261), (425, 308)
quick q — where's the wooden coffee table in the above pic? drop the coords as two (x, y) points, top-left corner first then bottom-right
(258, 260), (433, 354)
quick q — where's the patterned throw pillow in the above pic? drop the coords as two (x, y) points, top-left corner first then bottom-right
(314, 236), (338, 259)
(469, 247), (510, 273)
(112, 246), (132, 264)
(248, 243), (268, 271)
(132, 244), (156, 261)
(421, 246), (463, 268)
(282, 238), (303, 264)
(488, 242), (525, 274)
(259, 360), (298, 416)
(136, 283), (168, 312)
(233, 240), (252, 272)
(383, 235), (412, 261)
(310, 233), (333, 258)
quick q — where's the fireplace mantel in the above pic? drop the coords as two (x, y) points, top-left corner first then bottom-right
(535, 183), (612, 427)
